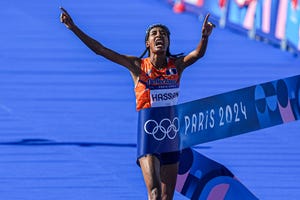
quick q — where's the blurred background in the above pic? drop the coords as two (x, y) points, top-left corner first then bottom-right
(0, 0), (299, 199)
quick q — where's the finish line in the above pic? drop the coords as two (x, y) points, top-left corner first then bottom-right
(137, 74), (300, 156)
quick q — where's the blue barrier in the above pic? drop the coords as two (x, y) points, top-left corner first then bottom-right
(286, 0), (300, 53)
(255, 0), (280, 43)
(167, 0), (300, 54)
(226, 0), (257, 34)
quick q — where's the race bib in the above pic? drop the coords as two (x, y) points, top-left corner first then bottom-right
(150, 88), (179, 107)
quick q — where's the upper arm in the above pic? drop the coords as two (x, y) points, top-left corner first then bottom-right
(175, 51), (203, 75)
(96, 46), (141, 77)
(175, 37), (208, 74)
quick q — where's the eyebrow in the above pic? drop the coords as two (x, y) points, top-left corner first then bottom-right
(150, 29), (167, 34)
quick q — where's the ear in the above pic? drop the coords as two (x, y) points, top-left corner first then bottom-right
(146, 41), (150, 48)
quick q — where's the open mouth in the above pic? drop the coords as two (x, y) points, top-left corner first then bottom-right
(155, 39), (164, 47)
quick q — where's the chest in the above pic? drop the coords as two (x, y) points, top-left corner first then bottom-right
(141, 67), (180, 90)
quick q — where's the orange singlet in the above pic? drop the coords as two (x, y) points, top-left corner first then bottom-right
(135, 57), (180, 111)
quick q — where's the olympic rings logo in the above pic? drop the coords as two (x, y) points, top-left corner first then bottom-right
(144, 117), (180, 141)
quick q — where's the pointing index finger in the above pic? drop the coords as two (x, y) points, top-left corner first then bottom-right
(203, 13), (210, 25)
(60, 7), (69, 15)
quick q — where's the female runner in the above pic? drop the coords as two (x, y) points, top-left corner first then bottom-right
(60, 7), (214, 200)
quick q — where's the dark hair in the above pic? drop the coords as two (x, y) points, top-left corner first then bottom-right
(139, 24), (183, 58)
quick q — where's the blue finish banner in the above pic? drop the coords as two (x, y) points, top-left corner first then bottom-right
(176, 148), (258, 199)
(137, 74), (300, 158)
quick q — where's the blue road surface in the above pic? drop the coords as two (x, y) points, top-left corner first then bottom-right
(0, 0), (300, 199)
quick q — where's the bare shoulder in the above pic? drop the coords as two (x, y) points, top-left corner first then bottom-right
(124, 55), (142, 76)
(123, 55), (142, 86)
(173, 56), (185, 76)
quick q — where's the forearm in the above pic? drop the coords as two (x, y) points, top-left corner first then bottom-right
(69, 25), (139, 72)
(175, 14), (214, 72)
(60, 8), (136, 68)
(195, 36), (209, 58)
(70, 25), (105, 55)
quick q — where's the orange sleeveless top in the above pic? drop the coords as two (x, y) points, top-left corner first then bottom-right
(135, 58), (180, 111)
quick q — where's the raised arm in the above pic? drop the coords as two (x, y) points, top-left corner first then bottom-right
(175, 13), (215, 74)
(59, 7), (141, 76)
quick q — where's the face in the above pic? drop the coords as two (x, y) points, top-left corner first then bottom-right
(146, 27), (170, 55)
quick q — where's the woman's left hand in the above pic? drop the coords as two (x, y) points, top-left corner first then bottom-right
(202, 13), (215, 38)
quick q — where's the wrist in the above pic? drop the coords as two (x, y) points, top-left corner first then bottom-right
(69, 25), (78, 31)
(202, 35), (209, 40)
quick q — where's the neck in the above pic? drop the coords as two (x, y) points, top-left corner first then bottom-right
(150, 54), (167, 69)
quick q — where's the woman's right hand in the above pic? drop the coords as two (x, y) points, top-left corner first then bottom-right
(60, 7), (75, 29)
